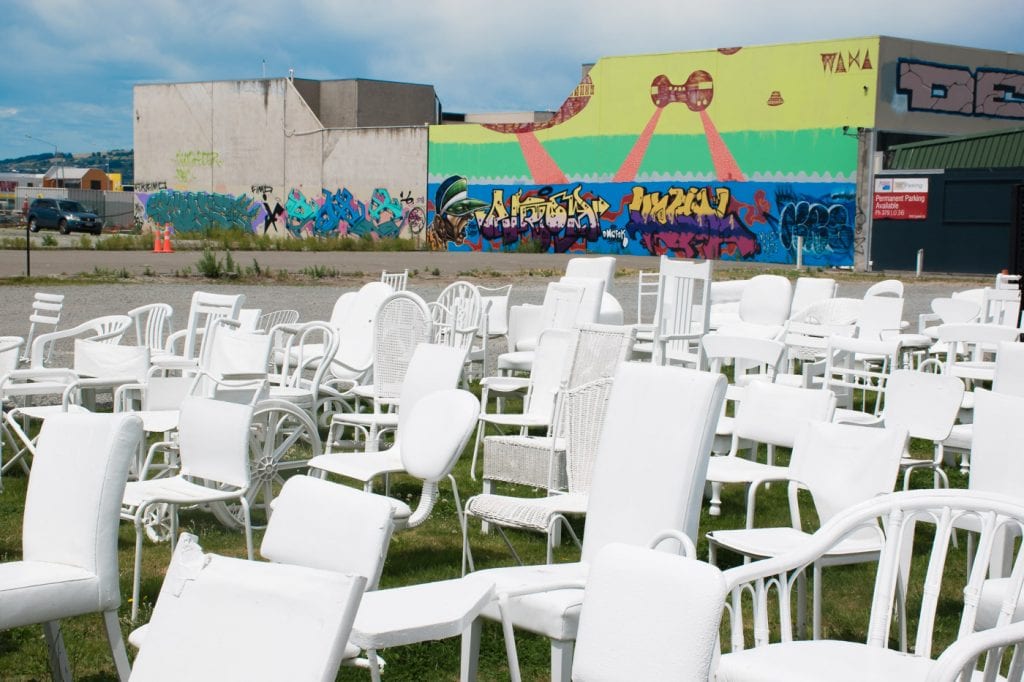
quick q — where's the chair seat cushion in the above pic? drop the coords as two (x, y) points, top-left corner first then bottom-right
(466, 493), (588, 532)
(0, 560), (101, 629)
(496, 351), (534, 373)
(467, 562), (588, 640)
(717, 639), (999, 681)
(307, 450), (402, 483)
(708, 526), (880, 560)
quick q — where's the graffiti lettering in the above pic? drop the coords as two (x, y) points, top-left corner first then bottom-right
(145, 190), (257, 233)
(251, 184), (274, 194)
(627, 186), (730, 224)
(477, 185), (609, 252)
(134, 181), (167, 192)
(897, 59), (1024, 120)
(174, 150), (222, 183)
(820, 50), (873, 74)
(602, 228), (629, 248)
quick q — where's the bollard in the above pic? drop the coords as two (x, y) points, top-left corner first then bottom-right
(795, 235), (804, 270)
(916, 248), (924, 278)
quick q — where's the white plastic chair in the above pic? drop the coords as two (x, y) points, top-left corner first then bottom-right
(501, 281), (585, 366)
(565, 256), (620, 323)
(0, 412), (140, 681)
(651, 256), (712, 367)
(789, 276), (837, 320)
(313, 343), (469, 493)
(707, 421), (907, 640)
(864, 278), (905, 298)
(29, 314), (132, 368)
(122, 395), (258, 621)
(982, 286), (1022, 327)
(22, 292), (64, 363)
(321, 282), (394, 390)
(380, 268), (409, 290)
(128, 533), (367, 682)
(127, 303), (173, 353)
(571, 543), (726, 682)
(705, 380), (836, 518)
(461, 361), (727, 682)
(716, 274), (793, 340)
(717, 489), (1024, 682)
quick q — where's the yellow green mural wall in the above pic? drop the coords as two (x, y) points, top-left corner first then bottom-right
(427, 37), (878, 266)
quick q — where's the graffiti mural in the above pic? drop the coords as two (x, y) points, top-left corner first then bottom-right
(136, 186), (424, 239)
(897, 59), (1024, 120)
(428, 38), (877, 266)
(426, 177), (854, 267)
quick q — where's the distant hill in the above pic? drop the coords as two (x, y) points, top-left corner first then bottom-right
(0, 150), (133, 183)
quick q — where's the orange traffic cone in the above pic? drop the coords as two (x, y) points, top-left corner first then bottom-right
(152, 228), (163, 253)
(163, 228), (174, 253)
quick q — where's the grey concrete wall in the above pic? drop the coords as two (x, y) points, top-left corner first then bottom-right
(876, 37), (1024, 136)
(317, 80), (360, 128)
(356, 80), (437, 127)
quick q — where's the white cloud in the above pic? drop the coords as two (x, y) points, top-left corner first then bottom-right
(0, 107), (17, 118)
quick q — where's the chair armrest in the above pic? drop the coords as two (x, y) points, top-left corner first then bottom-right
(926, 619), (1024, 682)
(744, 475), (802, 529)
(163, 328), (188, 354)
(918, 312), (941, 334)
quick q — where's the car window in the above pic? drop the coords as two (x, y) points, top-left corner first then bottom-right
(58, 201), (86, 212)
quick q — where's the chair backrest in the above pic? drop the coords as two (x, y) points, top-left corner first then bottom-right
(202, 319), (274, 381)
(261, 475), (396, 590)
(334, 282), (393, 370)
(23, 292), (64, 361)
(996, 272), (1021, 290)
(732, 381), (836, 450)
(880, 369), (964, 442)
(400, 388), (480, 527)
(130, 533), (366, 682)
(969, 389), (1024, 497)
(0, 336), (23, 376)
(563, 377), (615, 494)
(183, 291), (245, 361)
(572, 543), (725, 682)
(738, 274), (792, 327)
(523, 328), (577, 420)
(856, 295), (904, 341)
(701, 334), (787, 387)
(30, 314), (133, 367)
(476, 284), (512, 338)
(581, 362), (726, 562)
(237, 308), (262, 332)
(558, 276), (604, 326)
(982, 287), (1021, 327)
(565, 256), (616, 294)
(73, 339), (150, 381)
(865, 279), (905, 298)
(930, 297), (980, 325)
(328, 292), (357, 328)
(994, 341), (1024, 395)
(395, 343), (470, 436)
(653, 256), (712, 364)
(380, 268), (409, 291)
(275, 321), (338, 399)
(372, 292), (433, 403)
(177, 397), (254, 488)
(823, 334), (901, 417)
(434, 281), (483, 351)
(937, 323), (1021, 382)
(22, 413), (141, 610)
(257, 309), (300, 333)
(636, 270), (660, 325)
(539, 281), (586, 332)
(565, 323), (637, 389)
(789, 277), (837, 319)
(787, 421), (906, 525)
(127, 303), (173, 351)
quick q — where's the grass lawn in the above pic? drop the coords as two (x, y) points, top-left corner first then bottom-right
(0, 402), (975, 681)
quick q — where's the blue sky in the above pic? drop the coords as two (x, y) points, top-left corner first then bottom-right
(2, 0), (1022, 160)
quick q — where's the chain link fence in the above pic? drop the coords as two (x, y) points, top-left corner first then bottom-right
(13, 186), (137, 231)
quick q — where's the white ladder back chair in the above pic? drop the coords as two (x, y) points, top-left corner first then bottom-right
(982, 286), (1022, 327)
(652, 256), (712, 367)
(636, 270), (660, 326)
(171, 291), (245, 363)
(23, 292), (64, 363)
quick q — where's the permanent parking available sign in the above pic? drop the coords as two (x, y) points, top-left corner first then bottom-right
(873, 177), (929, 220)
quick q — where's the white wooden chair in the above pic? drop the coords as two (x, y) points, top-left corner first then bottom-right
(154, 290), (244, 369)
(651, 256), (712, 367)
(467, 284), (512, 380)
(380, 268), (409, 291)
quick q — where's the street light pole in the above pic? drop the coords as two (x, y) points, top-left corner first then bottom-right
(24, 134), (60, 278)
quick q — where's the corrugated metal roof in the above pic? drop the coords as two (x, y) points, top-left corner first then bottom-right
(888, 126), (1024, 170)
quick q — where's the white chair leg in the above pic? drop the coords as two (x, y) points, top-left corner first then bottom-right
(367, 648), (383, 682)
(709, 481), (723, 516)
(813, 561), (823, 640)
(460, 618), (482, 682)
(132, 516), (146, 622)
(103, 609), (132, 682)
(240, 496), (254, 560)
(480, 478), (493, 535)
(550, 639), (574, 682)
(42, 620), (72, 682)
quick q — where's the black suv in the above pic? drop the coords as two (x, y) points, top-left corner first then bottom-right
(27, 198), (103, 235)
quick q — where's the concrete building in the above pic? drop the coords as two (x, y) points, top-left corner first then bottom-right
(133, 37), (1024, 271)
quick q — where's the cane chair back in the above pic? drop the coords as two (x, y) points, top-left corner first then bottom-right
(370, 292), (433, 406)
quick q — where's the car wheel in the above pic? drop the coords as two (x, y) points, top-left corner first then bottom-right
(57, 219), (69, 235)
(92, 228), (102, 236)
(28, 218), (39, 233)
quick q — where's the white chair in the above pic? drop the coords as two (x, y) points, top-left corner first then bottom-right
(782, 297), (860, 373)
(651, 256), (712, 367)
(467, 284), (512, 380)
(716, 274), (793, 340)
(464, 377), (615, 568)
(717, 489), (1024, 682)
(856, 294), (905, 341)
(705, 380), (836, 518)
(29, 314), (132, 368)
(708, 279), (748, 330)
(707, 421), (907, 640)
(461, 361), (727, 681)
(564, 255), (622, 324)
(864, 278), (905, 298)
(122, 395), (258, 621)
(380, 268), (409, 290)
(155, 290), (244, 368)
(571, 543), (726, 682)
(498, 281), (584, 375)
(789, 276), (837, 320)
(268, 320), (340, 424)
(633, 269), (660, 355)
(917, 297), (981, 338)
(0, 412), (140, 682)
(321, 282), (394, 392)
(127, 303), (173, 353)
(822, 334), (902, 425)
(128, 533), (366, 682)
(22, 292), (64, 363)
(313, 344), (469, 493)
(982, 286), (1022, 327)
(432, 281), (484, 355)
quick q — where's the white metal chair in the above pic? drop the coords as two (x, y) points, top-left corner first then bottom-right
(380, 268), (409, 290)
(0, 412), (140, 682)
(717, 489), (1024, 682)
(122, 395), (258, 621)
(127, 303), (173, 353)
(571, 543), (726, 682)
(464, 377), (615, 568)
(257, 308), (299, 333)
(461, 361), (727, 682)
(128, 533), (367, 682)
(707, 421), (907, 640)
(705, 380), (836, 518)
(313, 343), (469, 493)
(651, 256), (712, 367)
(21, 292), (64, 363)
